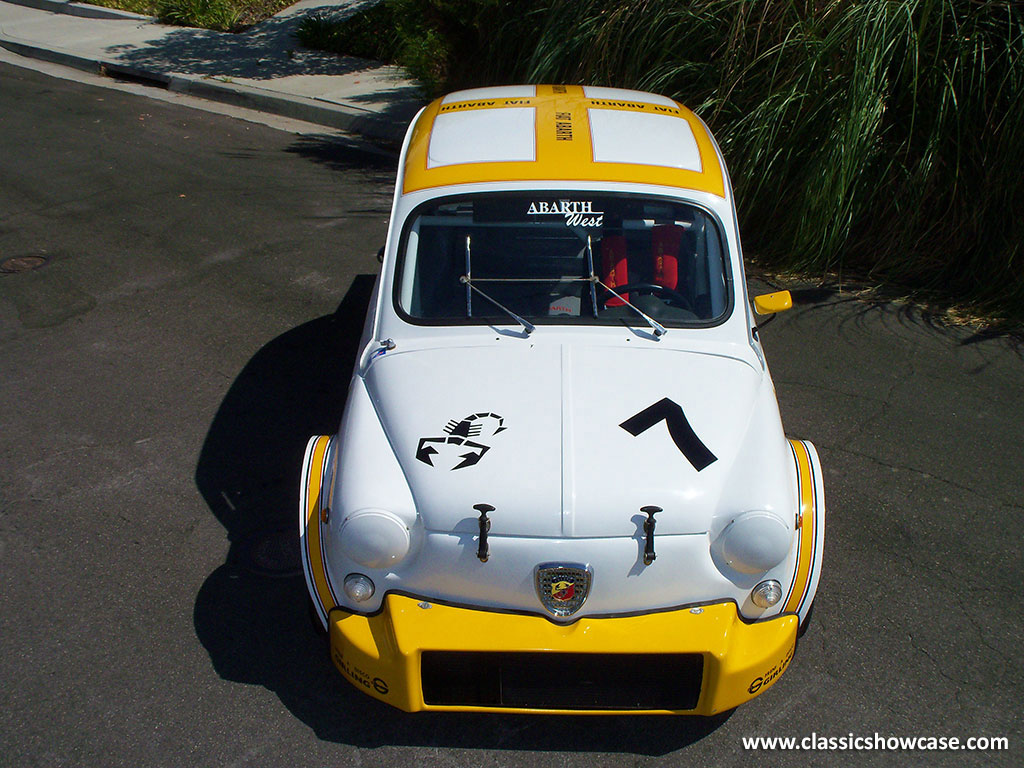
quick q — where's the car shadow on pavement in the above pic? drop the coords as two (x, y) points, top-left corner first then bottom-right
(285, 132), (397, 181)
(193, 274), (729, 755)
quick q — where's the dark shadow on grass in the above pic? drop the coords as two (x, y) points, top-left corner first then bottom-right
(192, 274), (731, 755)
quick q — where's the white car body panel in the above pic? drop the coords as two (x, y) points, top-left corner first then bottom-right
(302, 84), (824, 646)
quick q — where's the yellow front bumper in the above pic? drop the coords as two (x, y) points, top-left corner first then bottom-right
(328, 595), (797, 715)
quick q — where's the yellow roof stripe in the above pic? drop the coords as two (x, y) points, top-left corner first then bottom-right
(402, 85), (724, 197)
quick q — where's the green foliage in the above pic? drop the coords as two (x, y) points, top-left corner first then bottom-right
(302, 0), (1022, 322)
(84, 0), (293, 27)
(296, 0), (521, 95)
(296, 4), (402, 66)
(157, 0), (243, 32)
(85, 0), (160, 15)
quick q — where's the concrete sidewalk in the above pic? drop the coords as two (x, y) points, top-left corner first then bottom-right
(0, 0), (426, 143)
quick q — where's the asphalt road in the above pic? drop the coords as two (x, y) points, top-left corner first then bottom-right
(1, 62), (1021, 767)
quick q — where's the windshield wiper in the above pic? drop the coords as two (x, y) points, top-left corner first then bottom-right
(462, 234), (534, 335)
(589, 278), (667, 339)
(460, 275), (535, 335)
(584, 235), (599, 317)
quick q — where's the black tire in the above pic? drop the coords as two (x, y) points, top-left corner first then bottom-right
(797, 603), (815, 638)
(308, 597), (327, 636)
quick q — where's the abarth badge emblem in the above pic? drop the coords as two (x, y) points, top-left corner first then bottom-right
(551, 580), (575, 601)
(535, 563), (591, 619)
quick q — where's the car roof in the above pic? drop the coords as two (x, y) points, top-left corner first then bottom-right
(400, 85), (726, 198)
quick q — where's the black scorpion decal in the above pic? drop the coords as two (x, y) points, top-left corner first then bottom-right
(416, 413), (506, 470)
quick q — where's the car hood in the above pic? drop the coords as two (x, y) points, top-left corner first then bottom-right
(364, 342), (786, 538)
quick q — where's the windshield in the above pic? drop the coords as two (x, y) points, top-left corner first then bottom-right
(395, 193), (730, 327)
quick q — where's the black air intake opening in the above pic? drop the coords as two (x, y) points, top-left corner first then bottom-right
(421, 651), (703, 710)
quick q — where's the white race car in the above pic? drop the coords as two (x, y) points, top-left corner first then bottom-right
(300, 85), (824, 714)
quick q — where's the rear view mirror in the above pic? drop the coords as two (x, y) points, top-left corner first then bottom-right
(753, 290), (793, 315)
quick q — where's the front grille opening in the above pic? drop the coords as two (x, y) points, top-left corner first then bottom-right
(421, 651), (703, 710)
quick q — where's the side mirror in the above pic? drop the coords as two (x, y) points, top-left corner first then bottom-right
(376, 246), (385, 264)
(753, 290), (792, 315)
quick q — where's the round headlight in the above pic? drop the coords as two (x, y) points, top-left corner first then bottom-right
(715, 511), (791, 575)
(339, 509), (411, 569)
(751, 579), (783, 608)
(343, 573), (375, 602)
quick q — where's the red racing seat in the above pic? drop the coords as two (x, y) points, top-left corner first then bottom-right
(652, 224), (683, 291)
(601, 234), (629, 306)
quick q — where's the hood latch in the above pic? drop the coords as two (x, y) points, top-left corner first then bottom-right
(474, 503), (494, 562)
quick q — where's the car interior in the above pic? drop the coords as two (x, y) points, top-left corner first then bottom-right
(398, 195), (729, 326)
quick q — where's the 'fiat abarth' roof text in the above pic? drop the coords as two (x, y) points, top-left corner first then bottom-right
(402, 84), (725, 197)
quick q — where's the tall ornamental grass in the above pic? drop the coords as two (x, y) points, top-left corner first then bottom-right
(507, 0), (1024, 321)
(308, 0), (1024, 321)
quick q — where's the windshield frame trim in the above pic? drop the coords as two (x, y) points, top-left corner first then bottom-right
(390, 190), (735, 330)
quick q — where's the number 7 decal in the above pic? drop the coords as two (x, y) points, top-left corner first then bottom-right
(619, 398), (717, 471)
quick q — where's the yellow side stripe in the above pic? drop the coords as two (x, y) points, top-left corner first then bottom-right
(783, 440), (816, 614)
(303, 435), (337, 619)
(798, 440), (823, 616)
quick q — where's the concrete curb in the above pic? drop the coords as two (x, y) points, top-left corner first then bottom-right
(0, 0), (422, 145)
(6, 0), (150, 21)
(165, 74), (410, 143)
(0, 32), (412, 145)
(0, 34), (105, 74)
